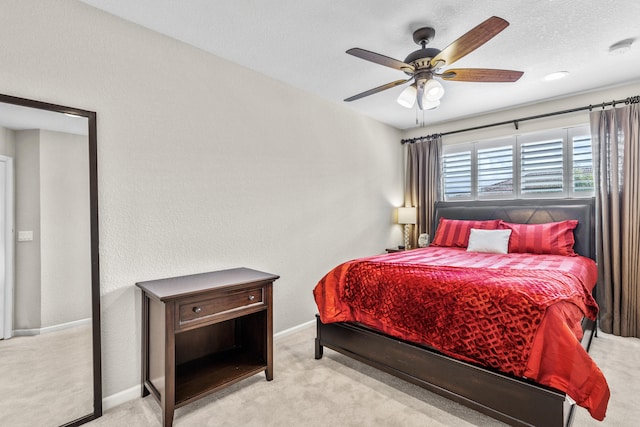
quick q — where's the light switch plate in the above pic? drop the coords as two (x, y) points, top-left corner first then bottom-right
(17, 230), (33, 242)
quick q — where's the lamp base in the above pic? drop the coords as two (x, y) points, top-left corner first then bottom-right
(404, 224), (411, 249)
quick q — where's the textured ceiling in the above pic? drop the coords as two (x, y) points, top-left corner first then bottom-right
(79, 0), (640, 130)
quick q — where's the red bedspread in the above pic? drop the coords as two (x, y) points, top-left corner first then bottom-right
(313, 247), (610, 420)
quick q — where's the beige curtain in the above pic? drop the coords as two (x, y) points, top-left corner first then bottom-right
(590, 103), (640, 337)
(405, 136), (442, 248)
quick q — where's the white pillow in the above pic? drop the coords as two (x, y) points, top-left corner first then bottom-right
(466, 228), (512, 254)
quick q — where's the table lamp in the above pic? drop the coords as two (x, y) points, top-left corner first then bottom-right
(397, 207), (417, 249)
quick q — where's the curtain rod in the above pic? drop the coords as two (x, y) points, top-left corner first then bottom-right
(401, 94), (640, 144)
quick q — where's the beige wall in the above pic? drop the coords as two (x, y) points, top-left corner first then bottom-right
(39, 130), (92, 328)
(14, 130), (41, 330)
(0, 0), (404, 403)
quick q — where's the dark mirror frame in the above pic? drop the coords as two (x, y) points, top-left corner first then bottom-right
(0, 93), (102, 426)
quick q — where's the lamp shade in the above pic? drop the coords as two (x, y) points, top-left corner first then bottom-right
(397, 84), (417, 108)
(421, 98), (440, 110)
(424, 79), (445, 101)
(397, 207), (417, 224)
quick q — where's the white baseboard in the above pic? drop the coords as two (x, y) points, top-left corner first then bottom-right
(102, 318), (316, 411)
(274, 318), (315, 339)
(103, 385), (141, 411)
(13, 317), (91, 336)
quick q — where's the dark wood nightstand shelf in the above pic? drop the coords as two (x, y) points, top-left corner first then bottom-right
(386, 247), (425, 253)
(385, 248), (406, 253)
(137, 268), (279, 427)
(175, 345), (264, 405)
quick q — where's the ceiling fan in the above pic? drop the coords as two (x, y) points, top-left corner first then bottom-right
(344, 16), (524, 110)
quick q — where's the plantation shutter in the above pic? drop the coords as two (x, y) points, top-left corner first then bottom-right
(477, 145), (513, 197)
(572, 135), (595, 194)
(520, 139), (563, 195)
(443, 150), (472, 200)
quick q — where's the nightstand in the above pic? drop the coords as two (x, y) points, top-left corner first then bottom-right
(385, 247), (425, 253)
(136, 267), (279, 427)
(386, 247), (407, 253)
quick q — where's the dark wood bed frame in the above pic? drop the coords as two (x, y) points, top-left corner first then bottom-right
(315, 198), (597, 427)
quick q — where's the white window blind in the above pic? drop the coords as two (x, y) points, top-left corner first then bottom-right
(477, 145), (513, 197)
(442, 150), (472, 199)
(520, 138), (564, 195)
(441, 124), (593, 201)
(572, 135), (594, 193)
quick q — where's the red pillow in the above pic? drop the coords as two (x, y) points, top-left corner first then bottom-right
(430, 218), (501, 248)
(499, 220), (578, 256)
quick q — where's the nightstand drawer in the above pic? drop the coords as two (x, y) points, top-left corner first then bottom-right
(178, 286), (264, 328)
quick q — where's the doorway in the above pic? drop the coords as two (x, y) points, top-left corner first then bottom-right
(0, 155), (14, 340)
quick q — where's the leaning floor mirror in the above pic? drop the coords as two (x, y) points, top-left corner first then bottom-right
(0, 94), (101, 426)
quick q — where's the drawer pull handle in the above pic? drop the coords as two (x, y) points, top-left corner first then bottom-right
(248, 295), (255, 302)
(192, 306), (202, 313)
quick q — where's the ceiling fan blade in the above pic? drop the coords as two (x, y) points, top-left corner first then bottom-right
(344, 79), (411, 102)
(430, 16), (509, 68)
(347, 48), (414, 73)
(438, 68), (523, 82)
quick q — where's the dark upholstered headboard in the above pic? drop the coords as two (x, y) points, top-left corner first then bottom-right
(433, 198), (595, 260)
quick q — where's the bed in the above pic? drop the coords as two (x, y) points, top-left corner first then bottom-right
(313, 198), (609, 426)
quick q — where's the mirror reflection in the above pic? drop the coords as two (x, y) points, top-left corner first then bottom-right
(0, 97), (100, 426)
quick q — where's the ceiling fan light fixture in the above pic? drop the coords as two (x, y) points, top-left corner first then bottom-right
(421, 98), (441, 110)
(343, 17), (522, 123)
(397, 84), (417, 108)
(424, 79), (445, 101)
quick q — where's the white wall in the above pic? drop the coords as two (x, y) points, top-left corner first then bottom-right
(39, 130), (92, 327)
(0, 127), (15, 157)
(0, 0), (404, 400)
(402, 81), (640, 145)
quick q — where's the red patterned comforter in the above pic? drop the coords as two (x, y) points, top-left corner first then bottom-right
(313, 247), (610, 420)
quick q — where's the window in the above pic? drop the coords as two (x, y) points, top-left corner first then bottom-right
(442, 150), (471, 199)
(442, 125), (594, 201)
(572, 134), (594, 193)
(520, 135), (564, 196)
(478, 145), (513, 197)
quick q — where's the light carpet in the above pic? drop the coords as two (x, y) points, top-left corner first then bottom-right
(0, 325), (93, 427)
(89, 324), (640, 426)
